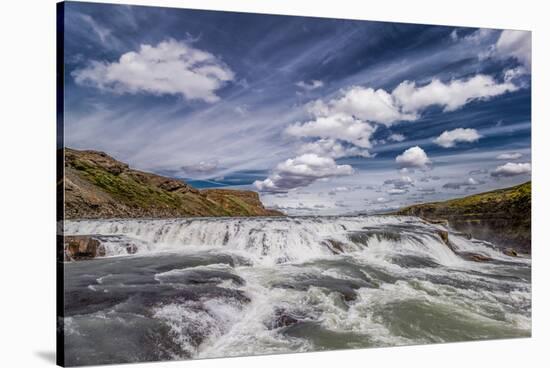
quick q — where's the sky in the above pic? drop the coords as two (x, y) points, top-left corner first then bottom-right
(62, 1), (532, 215)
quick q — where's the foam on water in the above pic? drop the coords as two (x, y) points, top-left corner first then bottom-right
(64, 216), (479, 267)
(62, 215), (531, 364)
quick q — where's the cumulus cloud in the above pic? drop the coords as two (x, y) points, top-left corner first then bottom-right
(491, 162), (531, 177)
(434, 128), (481, 148)
(395, 146), (431, 169)
(302, 74), (518, 132)
(72, 39), (234, 103)
(388, 133), (406, 142)
(305, 86), (417, 126)
(286, 113), (376, 149)
(496, 152), (523, 160)
(296, 80), (324, 91)
(297, 138), (372, 158)
(392, 75), (518, 113)
(495, 30), (531, 70)
(384, 176), (414, 189)
(254, 153), (354, 192)
(259, 72), (519, 192)
(443, 177), (482, 189)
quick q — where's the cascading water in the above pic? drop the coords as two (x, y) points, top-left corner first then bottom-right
(62, 216), (531, 365)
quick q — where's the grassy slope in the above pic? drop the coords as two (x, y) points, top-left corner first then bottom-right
(63, 148), (283, 219)
(395, 182), (531, 251)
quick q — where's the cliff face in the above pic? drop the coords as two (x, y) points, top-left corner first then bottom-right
(394, 182), (531, 253)
(63, 148), (283, 219)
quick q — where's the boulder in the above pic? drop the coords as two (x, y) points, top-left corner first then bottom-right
(467, 253), (491, 262)
(436, 230), (451, 248)
(503, 248), (518, 257)
(126, 243), (138, 254)
(324, 239), (345, 254)
(64, 236), (104, 261)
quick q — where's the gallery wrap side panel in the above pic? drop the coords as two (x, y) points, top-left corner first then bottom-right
(56, 2), (66, 367)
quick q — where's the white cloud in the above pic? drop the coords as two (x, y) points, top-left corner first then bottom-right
(496, 152), (523, 160)
(180, 160), (219, 175)
(495, 30), (531, 70)
(72, 39), (234, 103)
(80, 14), (111, 44)
(299, 75), (518, 138)
(443, 177), (482, 189)
(491, 162), (531, 177)
(258, 72), (521, 193)
(296, 80), (324, 91)
(450, 29), (459, 42)
(286, 113), (376, 149)
(464, 28), (496, 44)
(395, 146), (431, 169)
(434, 128), (481, 148)
(307, 86), (416, 126)
(388, 133), (406, 142)
(392, 75), (518, 113)
(504, 67), (528, 82)
(297, 138), (372, 158)
(388, 188), (407, 195)
(384, 176), (414, 189)
(254, 153), (354, 192)
(234, 105), (249, 116)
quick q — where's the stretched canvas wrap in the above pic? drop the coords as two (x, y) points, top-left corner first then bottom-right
(56, 1), (532, 366)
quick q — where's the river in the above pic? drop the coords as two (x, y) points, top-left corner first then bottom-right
(61, 215), (531, 366)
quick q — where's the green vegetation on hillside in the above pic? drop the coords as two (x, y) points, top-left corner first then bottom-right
(395, 182), (531, 252)
(63, 148), (283, 219)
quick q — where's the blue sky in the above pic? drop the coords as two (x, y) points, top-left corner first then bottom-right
(62, 2), (531, 215)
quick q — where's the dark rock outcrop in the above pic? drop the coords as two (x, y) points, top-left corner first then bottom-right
(64, 236), (104, 260)
(395, 182), (531, 253)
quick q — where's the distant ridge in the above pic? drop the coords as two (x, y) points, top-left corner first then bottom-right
(394, 182), (531, 252)
(63, 148), (284, 219)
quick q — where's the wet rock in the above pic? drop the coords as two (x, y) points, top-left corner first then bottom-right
(270, 310), (299, 329)
(422, 218), (449, 226)
(126, 243), (138, 254)
(323, 239), (345, 254)
(268, 308), (314, 330)
(272, 275), (375, 302)
(461, 252), (492, 262)
(391, 255), (439, 268)
(504, 248), (518, 257)
(436, 230), (450, 246)
(158, 268), (245, 286)
(350, 229), (402, 245)
(64, 236), (105, 261)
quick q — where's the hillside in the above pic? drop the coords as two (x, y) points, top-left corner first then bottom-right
(62, 148), (283, 219)
(394, 182), (531, 252)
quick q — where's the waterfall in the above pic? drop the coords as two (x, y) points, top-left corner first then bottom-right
(63, 215), (516, 267)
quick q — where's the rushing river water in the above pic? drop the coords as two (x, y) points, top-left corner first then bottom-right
(61, 216), (531, 366)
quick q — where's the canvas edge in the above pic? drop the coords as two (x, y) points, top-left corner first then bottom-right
(56, 2), (66, 367)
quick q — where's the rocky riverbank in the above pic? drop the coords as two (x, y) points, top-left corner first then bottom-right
(62, 148), (283, 219)
(394, 182), (531, 253)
